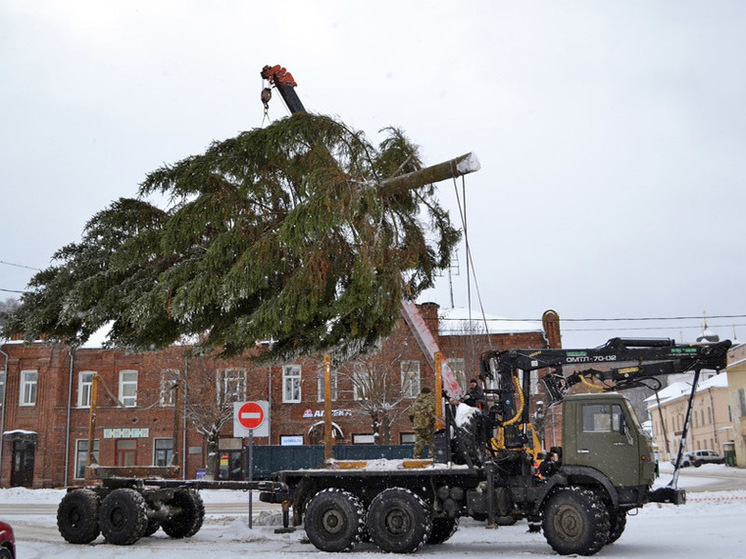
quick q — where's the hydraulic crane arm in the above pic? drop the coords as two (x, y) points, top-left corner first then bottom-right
(480, 337), (731, 405)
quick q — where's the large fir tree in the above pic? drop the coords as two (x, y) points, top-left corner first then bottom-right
(6, 113), (462, 362)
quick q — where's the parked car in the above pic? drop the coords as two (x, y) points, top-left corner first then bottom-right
(671, 449), (725, 468)
(0, 519), (15, 559)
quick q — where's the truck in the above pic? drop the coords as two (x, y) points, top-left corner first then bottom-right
(258, 337), (730, 555)
(54, 66), (733, 556)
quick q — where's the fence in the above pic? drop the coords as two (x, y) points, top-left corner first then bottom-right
(247, 444), (419, 479)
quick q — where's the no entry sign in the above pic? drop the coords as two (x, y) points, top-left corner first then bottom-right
(233, 400), (269, 437)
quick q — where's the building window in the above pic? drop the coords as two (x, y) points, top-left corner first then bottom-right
(119, 370), (138, 407)
(739, 388), (746, 417)
(160, 369), (179, 406)
(78, 371), (95, 408)
(317, 370), (339, 402)
(0, 369), (5, 407)
(447, 358), (467, 393)
(400, 361), (420, 399)
(154, 438), (174, 467)
(217, 368), (246, 404)
(75, 439), (99, 479)
(19, 370), (38, 406)
(283, 365), (301, 403)
(352, 434), (376, 444)
(400, 433), (416, 444)
(116, 439), (137, 466)
(352, 364), (370, 401)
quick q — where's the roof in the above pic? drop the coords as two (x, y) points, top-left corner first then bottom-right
(438, 307), (543, 336)
(645, 372), (728, 407)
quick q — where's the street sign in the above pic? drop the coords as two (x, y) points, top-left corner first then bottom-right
(233, 400), (269, 437)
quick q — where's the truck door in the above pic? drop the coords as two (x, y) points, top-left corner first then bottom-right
(573, 400), (641, 487)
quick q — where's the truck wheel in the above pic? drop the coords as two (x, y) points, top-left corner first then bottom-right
(143, 518), (161, 537)
(304, 488), (365, 552)
(606, 509), (627, 544)
(496, 515), (518, 526)
(161, 489), (205, 538)
(693, 460), (703, 468)
(57, 488), (101, 544)
(428, 517), (458, 544)
(541, 487), (610, 556)
(99, 488), (149, 545)
(366, 487), (432, 553)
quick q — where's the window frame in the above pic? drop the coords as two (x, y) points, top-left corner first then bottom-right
(217, 368), (247, 404)
(19, 369), (38, 406)
(118, 370), (138, 408)
(400, 361), (421, 399)
(153, 438), (174, 467)
(317, 370), (339, 402)
(77, 371), (95, 408)
(160, 369), (179, 407)
(283, 365), (302, 403)
(74, 439), (99, 479)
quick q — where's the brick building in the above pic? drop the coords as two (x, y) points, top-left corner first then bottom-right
(0, 303), (552, 488)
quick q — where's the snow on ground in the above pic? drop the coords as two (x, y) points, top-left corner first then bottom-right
(2, 465), (746, 558)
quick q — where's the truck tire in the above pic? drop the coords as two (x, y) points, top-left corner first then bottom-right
(161, 489), (205, 539)
(304, 488), (365, 552)
(57, 488), (101, 544)
(541, 487), (610, 556)
(693, 460), (703, 468)
(606, 509), (627, 544)
(366, 487), (432, 553)
(143, 518), (161, 537)
(496, 515), (518, 526)
(0, 546), (11, 559)
(428, 517), (458, 545)
(99, 488), (149, 545)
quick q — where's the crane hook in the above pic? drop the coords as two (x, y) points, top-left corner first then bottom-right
(261, 87), (272, 109)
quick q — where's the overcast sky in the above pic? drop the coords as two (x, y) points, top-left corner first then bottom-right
(1, 1), (744, 349)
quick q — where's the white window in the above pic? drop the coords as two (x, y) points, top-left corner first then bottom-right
(75, 439), (99, 479)
(283, 365), (301, 403)
(352, 364), (371, 401)
(20, 370), (38, 406)
(78, 371), (95, 408)
(317, 370), (339, 402)
(352, 434), (376, 444)
(447, 358), (467, 393)
(400, 361), (420, 399)
(160, 369), (179, 406)
(217, 368), (246, 404)
(0, 370), (5, 407)
(119, 370), (138, 407)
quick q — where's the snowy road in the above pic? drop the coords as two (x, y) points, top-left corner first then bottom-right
(2, 466), (746, 558)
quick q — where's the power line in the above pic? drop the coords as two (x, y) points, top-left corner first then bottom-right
(0, 288), (25, 294)
(440, 314), (746, 323)
(0, 259), (41, 272)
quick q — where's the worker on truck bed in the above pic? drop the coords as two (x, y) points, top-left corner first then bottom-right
(409, 387), (435, 458)
(462, 378), (485, 408)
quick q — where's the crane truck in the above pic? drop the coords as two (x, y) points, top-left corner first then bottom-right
(259, 337), (730, 555)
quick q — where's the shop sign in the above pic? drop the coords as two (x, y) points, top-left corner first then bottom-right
(103, 428), (150, 439)
(302, 408), (353, 419)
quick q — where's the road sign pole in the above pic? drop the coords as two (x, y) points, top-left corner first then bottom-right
(248, 429), (254, 529)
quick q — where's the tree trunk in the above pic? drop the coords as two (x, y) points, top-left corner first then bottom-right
(378, 152), (480, 197)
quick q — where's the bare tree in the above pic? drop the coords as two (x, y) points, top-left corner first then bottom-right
(346, 353), (410, 445)
(181, 353), (246, 479)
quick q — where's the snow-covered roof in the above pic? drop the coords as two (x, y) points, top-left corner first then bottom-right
(645, 373), (728, 407)
(438, 307), (542, 336)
